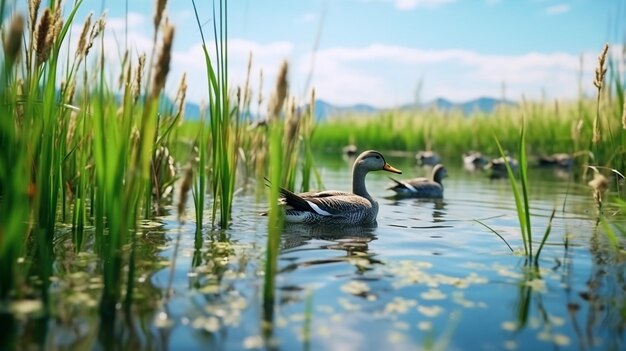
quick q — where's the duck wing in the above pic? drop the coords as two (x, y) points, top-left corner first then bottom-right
(387, 176), (428, 192)
(279, 187), (371, 217)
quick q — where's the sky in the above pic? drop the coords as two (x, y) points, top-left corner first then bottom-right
(18, 0), (626, 109)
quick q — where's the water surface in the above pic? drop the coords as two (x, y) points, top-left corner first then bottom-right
(8, 155), (626, 351)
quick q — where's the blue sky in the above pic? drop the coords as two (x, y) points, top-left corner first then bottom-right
(34, 0), (626, 108)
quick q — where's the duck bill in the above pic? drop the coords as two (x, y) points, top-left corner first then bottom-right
(383, 163), (402, 174)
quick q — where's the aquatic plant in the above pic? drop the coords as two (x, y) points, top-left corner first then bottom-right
(494, 118), (555, 263)
(192, 0), (240, 230)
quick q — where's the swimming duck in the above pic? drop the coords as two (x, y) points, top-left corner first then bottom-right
(485, 156), (518, 178)
(416, 150), (441, 166)
(462, 151), (488, 171)
(387, 164), (448, 198)
(276, 150), (402, 225)
(537, 153), (573, 169)
(342, 144), (358, 157)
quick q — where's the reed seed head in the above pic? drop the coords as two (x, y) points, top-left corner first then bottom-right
(151, 24), (175, 99)
(154, 0), (168, 31)
(75, 12), (93, 59)
(28, 0), (41, 33)
(268, 61), (288, 120)
(35, 8), (54, 66)
(4, 14), (25, 65)
(133, 53), (146, 103)
(84, 13), (106, 58)
(593, 43), (609, 91)
(175, 73), (187, 118)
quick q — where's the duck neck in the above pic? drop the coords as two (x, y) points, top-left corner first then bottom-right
(352, 166), (373, 202)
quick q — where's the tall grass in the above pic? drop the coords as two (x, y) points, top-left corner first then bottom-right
(494, 118), (556, 262)
(0, 0), (184, 317)
(191, 0), (240, 230)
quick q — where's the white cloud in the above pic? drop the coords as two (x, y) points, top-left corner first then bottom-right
(545, 4), (570, 15)
(395, 0), (456, 10)
(62, 13), (616, 110)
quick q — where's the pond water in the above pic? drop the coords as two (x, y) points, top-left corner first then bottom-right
(4, 153), (626, 351)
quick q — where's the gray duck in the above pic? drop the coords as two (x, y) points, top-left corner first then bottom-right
(276, 150), (402, 225)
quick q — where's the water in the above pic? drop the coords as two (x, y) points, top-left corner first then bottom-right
(5, 155), (626, 351)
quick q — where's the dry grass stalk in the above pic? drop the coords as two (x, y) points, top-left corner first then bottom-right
(593, 43), (609, 90)
(592, 43), (609, 144)
(257, 69), (264, 120)
(35, 8), (54, 66)
(242, 52), (253, 112)
(285, 97), (299, 145)
(151, 24), (174, 99)
(174, 73), (187, 119)
(154, 0), (168, 31)
(4, 14), (25, 65)
(133, 54), (146, 103)
(84, 13), (106, 59)
(118, 50), (130, 89)
(268, 61), (288, 120)
(75, 12), (93, 59)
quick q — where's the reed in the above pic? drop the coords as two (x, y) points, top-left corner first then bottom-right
(494, 117), (555, 262)
(191, 0), (240, 230)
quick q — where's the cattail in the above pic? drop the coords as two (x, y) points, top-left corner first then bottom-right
(154, 0), (168, 31)
(4, 14), (24, 65)
(35, 8), (54, 66)
(28, 0), (41, 34)
(268, 61), (288, 120)
(75, 12), (93, 59)
(133, 53), (146, 103)
(151, 24), (174, 99)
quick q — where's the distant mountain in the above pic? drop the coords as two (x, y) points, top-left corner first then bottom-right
(404, 96), (515, 115)
(310, 100), (377, 121)
(179, 97), (516, 121)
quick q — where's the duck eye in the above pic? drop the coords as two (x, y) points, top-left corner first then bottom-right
(375, 156), (381, 159)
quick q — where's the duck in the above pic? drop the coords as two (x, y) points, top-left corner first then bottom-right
(275, 150), (402, 225)
(485, 155), (518, 178)
(342, 144), (358, 157)
(462, 151), (488, 171)
(415, 150), (441, 166)
(537, 153), (573, 169)
(387, 164), (448, 198)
